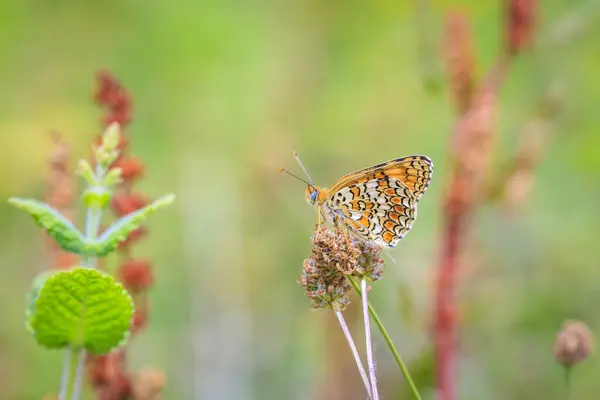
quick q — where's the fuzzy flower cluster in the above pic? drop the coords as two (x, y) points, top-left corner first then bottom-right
(300, 227), (384, 310)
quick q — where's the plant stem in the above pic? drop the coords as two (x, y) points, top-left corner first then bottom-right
(59, 165), (106, 399)
(83, 165), (105, 269)
(59, 346), (81, 400)
(361, 278), (379, 400)
(565, 366), (572, 400)
(72, 349), (86, 400)
(348, 276), (422, 400)
(332, 303), (373, 399)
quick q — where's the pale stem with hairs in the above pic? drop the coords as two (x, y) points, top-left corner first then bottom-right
(332, 302), (373, 399)
(361, 278), (379, 400)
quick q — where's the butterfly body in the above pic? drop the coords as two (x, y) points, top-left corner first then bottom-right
(305, 155), (433, 248)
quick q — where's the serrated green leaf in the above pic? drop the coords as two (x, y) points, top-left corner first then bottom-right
(26, 270), (60, 333)
(8, 198), (86, 254)
(93, 193), (175, 257)
(30, 267), (134, 354)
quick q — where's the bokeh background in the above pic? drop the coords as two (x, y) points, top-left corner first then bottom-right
(2, 0), (600, 399)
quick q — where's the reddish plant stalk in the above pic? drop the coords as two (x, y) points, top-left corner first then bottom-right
(434, 2), (536, 397)
(435, 192), (462, 400)
(435, 62), (510, 400)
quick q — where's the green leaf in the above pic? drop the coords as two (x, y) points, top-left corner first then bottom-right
(82, 186), (112, 209)
(93, 193), (176, 257)
(76, 160), (97, 186)
(8, 198), (86, 254)
(29, 267), (134, 354)
(26, 270), (59, 333)
(102, 167), (123, 187)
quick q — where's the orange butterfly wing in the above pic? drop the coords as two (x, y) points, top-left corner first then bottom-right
(325, 155), (433, 247)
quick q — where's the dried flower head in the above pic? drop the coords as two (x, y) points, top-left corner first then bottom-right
(312, 227), (361, 274)
(554, 320), (594, 367)
(301, 228), (360, 309)
(355, 240), (385, 281)
(300, 227), (386, 309)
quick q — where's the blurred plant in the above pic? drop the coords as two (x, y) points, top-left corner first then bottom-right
(554, 320), (594, 397)
(443, 12), (477, 115)
(415, 0), (444, 94)
(300, 227), (421, 400)
(87, 71), (167, 400)
(488, 83), (565, 210)
(44, 131), (79, 270)
(436, 1), (537, 399)
(10, 121), (174, 400)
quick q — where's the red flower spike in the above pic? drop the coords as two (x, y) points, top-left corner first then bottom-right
(118, 226), (148, 250)
(112, 156), (145, 183)
(87, 354), (115, 387)
(507, 0), (537, 54)
(54, 252), (79, 270)
(94, 71), (133, 128)
(118, 259), (154, 292)
(131, 304), (149, 334)
(110, 374), (133, 400)
(90, 70), (157, 400)
(95, 71), (119, 105)
(111, 192), (150, 216)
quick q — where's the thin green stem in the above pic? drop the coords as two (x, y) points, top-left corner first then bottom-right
(348, 276), (422, 400)
(565, 366), (572, 400)
(83, 165), (105, 269)
(71, 349), (86, 400)
(332, 303), (373, 399)
(59, 346), (81, 400)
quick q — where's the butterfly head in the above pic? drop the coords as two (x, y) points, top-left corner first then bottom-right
(282, 151), (328, 206)
(305, 185), (325, 206)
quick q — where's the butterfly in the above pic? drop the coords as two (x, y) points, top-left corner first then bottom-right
(282, 153), (433, 248)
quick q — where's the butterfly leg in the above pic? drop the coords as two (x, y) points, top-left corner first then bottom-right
(333, 215), (354, 251)
(315, 206), (326, 231)
(317, 205), (322, 226)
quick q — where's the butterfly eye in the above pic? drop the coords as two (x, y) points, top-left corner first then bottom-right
(310, 190), (318, 203)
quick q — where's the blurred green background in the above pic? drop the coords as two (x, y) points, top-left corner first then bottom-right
(2, 0), (600, 399)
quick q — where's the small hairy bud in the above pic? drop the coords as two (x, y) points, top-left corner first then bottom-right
(554, 320), (594, 367)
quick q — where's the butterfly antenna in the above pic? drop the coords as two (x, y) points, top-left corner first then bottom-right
(293, 151), (315, 185)
(279, 168), (314, 188)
